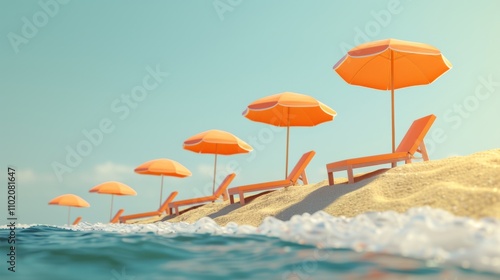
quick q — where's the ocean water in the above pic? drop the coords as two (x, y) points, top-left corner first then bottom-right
(1, 207), (499, 280)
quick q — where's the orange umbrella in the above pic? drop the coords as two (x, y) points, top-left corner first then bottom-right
(134, 158), (191, 208)
(243, 92), (336, 177)
(334, 38), (452, 152)
(89, 181), (137, 221)
(48, 194), (90, 225)
(183, 129), (253, 194)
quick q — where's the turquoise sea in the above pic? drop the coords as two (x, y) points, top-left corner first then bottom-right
(1, 207), (500, 280)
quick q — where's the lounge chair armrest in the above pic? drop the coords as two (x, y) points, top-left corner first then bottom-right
(168, 195), (217, 208)
(119, 211), (162, 223)
(229, 179), (291, 193)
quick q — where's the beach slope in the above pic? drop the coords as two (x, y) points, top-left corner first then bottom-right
(138, 149), (500, 226)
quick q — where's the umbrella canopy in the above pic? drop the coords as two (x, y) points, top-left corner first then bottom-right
(48, 194), (90, 225)
(184, 129), (253, 155)
(134, 158), (191, 208)
(183, 129), (252, 194)
(89, 181), (137, 221)
(334, 38), (452, 152)
(243, 92), (336, 126)
(243, 92), (336, 177)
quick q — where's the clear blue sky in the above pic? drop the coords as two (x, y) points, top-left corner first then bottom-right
(1, 0), (499, 225)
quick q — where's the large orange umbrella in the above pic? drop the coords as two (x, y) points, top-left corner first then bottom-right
(334, 38), (452, 152)
(183, 129), (253, 194)
(243, 92), (336, 177)
(48, 194), (90, 225)
(89, 181), (137, 221)
(134, 158), (191, 208)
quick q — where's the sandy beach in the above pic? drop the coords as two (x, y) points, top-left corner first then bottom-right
(133, 149), (500, 227)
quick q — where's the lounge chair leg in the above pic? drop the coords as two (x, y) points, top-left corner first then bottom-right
(229, 194), (234, 204)
(347, 167), (354, 184)
(300, 170), (308, 185)
(239, 192), (245, 206)
(328, 171), (334, 186)
(221, 191), (228, 201)
(420, 142), (429, 161)
(174, 206), (179, 216)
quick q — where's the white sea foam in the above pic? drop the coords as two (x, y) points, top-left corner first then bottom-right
(4, 206), (500, 274)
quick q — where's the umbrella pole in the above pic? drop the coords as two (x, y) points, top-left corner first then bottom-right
(68, 206), (71, 226)
(213, 154), (217, 195)
(285, 125), (290, 178)
(391, 49), (396, 153)
(160, 174), (164, 208)
(110, 195), (114, 222)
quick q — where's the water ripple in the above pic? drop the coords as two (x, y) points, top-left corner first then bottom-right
(1, 207), (499, 279)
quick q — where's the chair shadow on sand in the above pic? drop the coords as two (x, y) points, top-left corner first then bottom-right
(158, 169), (387, 223)
(177, 191), (275, 220)
(158, 200), (244, 222)
(206, 191), (273, 220)
(275, 169), (387, 221)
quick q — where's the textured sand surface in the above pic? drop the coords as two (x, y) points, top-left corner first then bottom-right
(135, 149), (500, 226)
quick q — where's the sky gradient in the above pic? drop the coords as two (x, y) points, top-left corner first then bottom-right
(1, 0), (499, 225)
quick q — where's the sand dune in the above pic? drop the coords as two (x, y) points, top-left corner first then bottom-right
(326, 149), (500, 219)
(137, 149), (500, 226)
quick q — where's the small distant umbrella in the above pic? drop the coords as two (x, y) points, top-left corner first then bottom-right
(134, 158), (191, 208)
(243, 92), (336, 178)
(48, 194), (90, 225)
(334, 38), (452, 152)
(183, 130), (253, 194)
(89, 181), (137, 221)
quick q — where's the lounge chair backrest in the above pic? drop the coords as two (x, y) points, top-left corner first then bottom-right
(214, 173), (236, 198)
(395, 114), (436, 155)
(158, 191), (179, 213)
(286, 151), (316, 183)
(72, 216), (82, 225)
(110, 209), (124, 223)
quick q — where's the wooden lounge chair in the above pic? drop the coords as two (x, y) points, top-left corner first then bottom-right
(326, 114), (436, 185)
(118, 191), (178, 223)
(168, 173), (236, 216)
(72, 216), (82, 225)
(228, 150), (316, 205)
